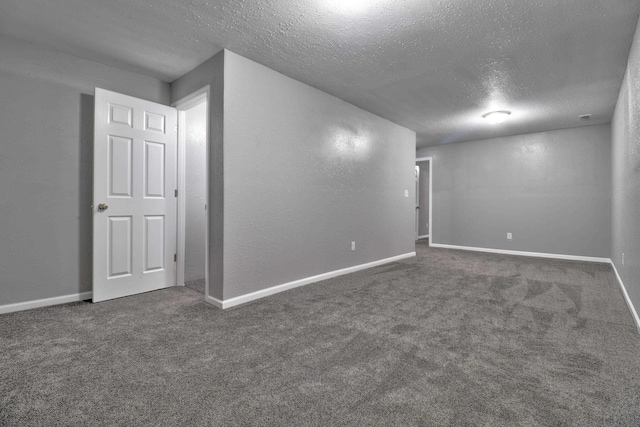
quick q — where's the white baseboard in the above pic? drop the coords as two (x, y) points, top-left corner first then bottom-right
(418, 234), (429, 239)
(205, 294), (223, 308)
(429, 243), (610, 263)
(205, 252), (417, 309)
(0, 291), (92, 315)
(609, 260), (640, 334)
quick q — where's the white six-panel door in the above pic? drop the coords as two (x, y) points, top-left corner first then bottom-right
(93, 88), (177, 302)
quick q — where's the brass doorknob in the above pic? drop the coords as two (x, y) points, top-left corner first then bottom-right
(97, 203), (108, 212)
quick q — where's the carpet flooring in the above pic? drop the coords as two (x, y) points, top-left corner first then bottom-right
(185, 278), (205, 294)
(1, 241), (639, 426)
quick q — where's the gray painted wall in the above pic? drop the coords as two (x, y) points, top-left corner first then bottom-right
(0, 35), (170, 306)
(612, 17), (640, 314)
(184, 102), (207, 283)
(222, 51), (416, 300)
(171, 51), (225, 299)
(416, 125), (611, 258)
(417, 161), (430, 237)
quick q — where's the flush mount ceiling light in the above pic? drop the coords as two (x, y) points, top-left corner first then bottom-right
(482, 110), (511, 124)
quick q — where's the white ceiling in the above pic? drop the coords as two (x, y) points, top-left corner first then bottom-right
(1, 0), (639, 147)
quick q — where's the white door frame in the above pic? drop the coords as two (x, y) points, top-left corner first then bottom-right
(172, 86), (210, 296)
(415, 165), (420, 240)
(415, 156), (433, 246)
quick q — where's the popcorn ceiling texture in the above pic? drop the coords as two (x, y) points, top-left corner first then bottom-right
(0, 0), (639, 145)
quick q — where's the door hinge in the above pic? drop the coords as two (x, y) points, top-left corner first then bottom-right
(175, 189), (178, 197)
(174, 254), (177, 262)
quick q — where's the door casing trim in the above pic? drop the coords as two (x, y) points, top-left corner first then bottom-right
(415, 156), (433, 246)
(173, 86), (211, 297)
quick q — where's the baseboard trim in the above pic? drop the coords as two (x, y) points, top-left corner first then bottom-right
(609, 260), (640, 334)
(205, 252), (417, 309)
(205, 295), (224, 309)
(418, 234), (429, 239)
(429, 243), (610, 263)
(0, 291), (93, 315)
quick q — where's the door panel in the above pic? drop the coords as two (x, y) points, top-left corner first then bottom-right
(108, 216), (132, 278)
(144, 215), (165, 272)
(145, 141), (165, 198)
(94, 88), (177, 302)
(145, 111), (166, 133)
(108, 136), (133, 197)
(109, 104), (133, 127)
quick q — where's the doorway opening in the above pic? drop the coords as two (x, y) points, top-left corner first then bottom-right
(174, 87), (210, 296)
(415, 157), (432, 246)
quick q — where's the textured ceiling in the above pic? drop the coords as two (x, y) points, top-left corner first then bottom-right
(1, 0), (639, 146)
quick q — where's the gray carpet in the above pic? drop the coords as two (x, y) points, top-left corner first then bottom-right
(185, 278), (205, 294)
(2, 241), (640, 426)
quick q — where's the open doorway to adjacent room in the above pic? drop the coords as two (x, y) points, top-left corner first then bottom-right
(415, 157), (432, 246)
(174, 87), (210, 295)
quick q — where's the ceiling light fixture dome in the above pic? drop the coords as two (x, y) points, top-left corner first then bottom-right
(482, 110), (511, 124)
